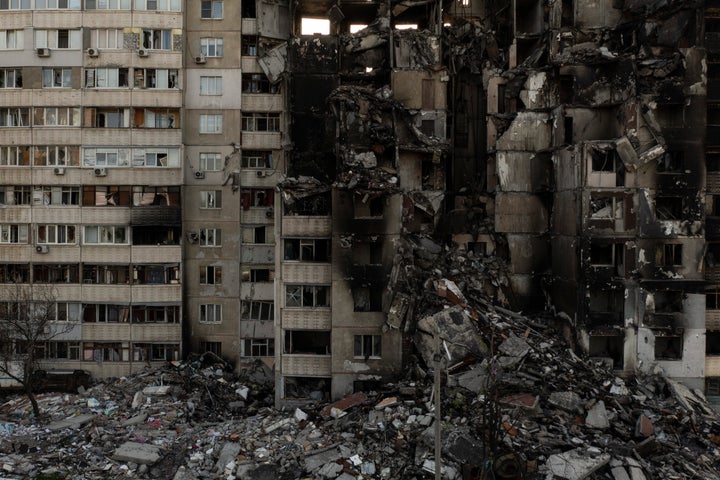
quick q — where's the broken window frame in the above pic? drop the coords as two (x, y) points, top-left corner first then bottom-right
(241, 300), (274, 321)
(200, 341), (221, 356)
(242, 267), (274, 283)
(34, 107), (81, 127)
(199, 228), (221, 247)
(241, 112), (280, 132)
(241, 150), (272, 169)
(0, 145), (29, 165)
(285, 285), (330, 308)
(85, 68), (129, 88)
(0, 108), (29, 126)
(656, 151), (684, 175)
(41, 67), (71, 88)
(241, 73), (279, 94)
(241, 225), (274, 244)
(242, 338), (274, 357)
(283, 238), (331, 262)
(82, 304), (129, 323)
(81, 264), (130, 284)
(653, 331), (683, 361)
(83, 225), (128, 244)
(36, 224), (75, 244)
(589, 242), (624, 268)
(199, 190), (222, 209)
(589, 195), (624, 221)
(41, 341), (80, 360)
(241, 35), (257, 56)
(131, 305), (179, 324)
(199, 303), (222, 324)
(0, 224), (28, 244)
(0, 185), (32, 205)
(657, 244), (682, 267)
(353, 334), (381, 359)
(199, 265), (222, 285)
(34, 145), (78, 166)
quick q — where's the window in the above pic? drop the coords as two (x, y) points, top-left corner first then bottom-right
(200, 76), (222, 95)
(138, 109), (179, 129)
(0, 0), (31, 9)
(142, 29), (173, 50)
(34, 145), (79, 166)
(284, 239), (330, 262)
(44, 341), (80, 360)
(657, 151), (684, 174)
(590, 195), (623, 220)
(84, 342), (123, 361)
(241, 112), (280, 132)
(0, 30), (23, 50)
(84, 225), (128, 244)
(0, 224), (28, 244)
(285, 285), (329, 307)
(241, 301), (274, 321)
(655, 196), (683, 220)
(199, 304), (222, 323)
(82, 264), (130, 284)
(89, 29), (123, 48)
(42, 68), (71, 88)
(85, 0), (131, 8)
(132, 186), (180, 207)
(131, 305), (179, 324)
(199, 228), (221, 246)
(82, 148), (130, 166)
(658, 244), (682, 267)
(0, 186), (32, 205)
(85, 68), (129, 88)
(241, 74), (279, 94)
(35, 0), (81, 7)
(200, 341), (221, 356)
(200, 190), (222, 209)
(34, 107), (81, 127)
(134, 148), (179, 167)
(199, 114), (222, 133)
(35, 29), (81, 49)
(31, 186), (80, 206)
(242, 36), (257, 56)
(0, 264), (30, 283)
(199, 153), (222, 171)
(0, 69), (21, 88)
(241, 150), (272, 169)
(242, 268), (274, 282)
(134, 69), (178, 89)
(200, 265), (222, 285)
(37, 225), (76, 244)
(354, 335), (381, 359)
(133, 265), (179, 284)
(82, 304), (129, 323)
(301, 18), (330, 35)
(32, 264), (80, 283)
(200, 38), (223, 57)
(589, 242), (623, 267)
(0, 146), (30, 166)
(655, 333), (682, 360)
(87, 108), (128, 129)
(241, 188), (274, 209)
(0, 108), (30, 127)
(201, 0), (222, 18)
(242, 225), (274, 244)
(242, 338), (274, 357)
(135, 0), (181, 11)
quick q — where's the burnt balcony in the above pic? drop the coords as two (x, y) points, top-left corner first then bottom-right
(130, 206), (181, 226)
(708, 217), (720, 240)
(586, 311), (624, 330)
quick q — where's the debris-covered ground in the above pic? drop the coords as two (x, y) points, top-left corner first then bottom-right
(2, 297), (720, 480)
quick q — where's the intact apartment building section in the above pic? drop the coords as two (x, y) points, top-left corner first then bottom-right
(0, 1), (183, 377)
(486, 0), (707, 390)
(183, 0), (285, 367)
(274, 0), (447, 402)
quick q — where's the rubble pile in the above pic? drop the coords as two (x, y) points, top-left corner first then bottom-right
(2, 296), (720, 479)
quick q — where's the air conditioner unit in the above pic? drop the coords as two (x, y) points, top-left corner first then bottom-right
(194, 171), (205, 179)
(256, 170), (265, 177)
(86, 47), (99, 57)
(265, 207), (274, 218)
(53, 167), (65, 175)
(36, 47), (51, 57)
(94, 168), (107, 177)
(137, 49), (149, 57)
(36, 245), (49, 254)
(194, 55), (206, 64)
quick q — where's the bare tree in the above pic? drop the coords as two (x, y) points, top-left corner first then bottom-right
(0, 284), (73, 417)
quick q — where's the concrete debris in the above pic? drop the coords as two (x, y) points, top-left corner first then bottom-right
(113, 442), (162, 466)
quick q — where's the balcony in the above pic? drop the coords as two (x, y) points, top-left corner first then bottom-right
(707, 310), (720, 331)
(282, 354), (332, 376)
(282, 216), (331, 237)
(282, 263), (332, 284)
(82, 322), (181, 343)
(708, 217), (720, 240)
(240, 281), (274, 300)
(707, 356), (720, 377)
(282, 308), (331, 330)
(130, 206), (181, 226)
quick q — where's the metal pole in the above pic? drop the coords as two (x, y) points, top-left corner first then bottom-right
(434, 334), (442, 480)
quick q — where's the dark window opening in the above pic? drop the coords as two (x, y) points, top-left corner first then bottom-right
(284, 330), (330, 355)
(655, 196), (683, 220)
(589, 335), (623, 369)
(241, 0), (255, 17)
(561, 0), (573, 27)
(283, 192), (331, 216)
(707, 332), (720, 355)
(654, 290), (684, 313)
(132, 226), (180, 245)
(657, 151), (684, 174)
(655, 334), (682, 360)
(658, 244), (682, 267)
(284, 376), (330, 400)
(564, 116), (573, 144)
(353, 286), (383, 312)
(559, 75), (573, 104)
(200, 341), (221, 357)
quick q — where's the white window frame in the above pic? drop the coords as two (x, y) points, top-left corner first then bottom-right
(199, 190), (222, 209)
(142, 29), (173, 50)
(199, 303), (222, 323)
(135, 68), (178, 89)
(37, 224), (76, 244)
(90, 29), (123, 49)
(135, 0), (181, 11)
(0, 146), (29, 166)
(285, 285), (330, 308)
(42, 68), (72, 88)
(199, 265), (221, 285)
(200, 76), (222, 95)
(242, 338), (274, 357)
(0, 30), (24, 50)
(0, 224), (28, 244)
(85, 0), (131, 8)
(0, 0), (31, 9)
(34, 29), (81, 49)
(241, 112), (281, 132)
(35, 0), (81, 9)
(199, 152), (222, 171)
(199, 114), (222, 134)
(201, 0), (222, 18)
(200, 37), (223, 57)
(85, 68), (129, 88)
(241, 150), (272, 169)
(83, 225), (128, 245)
(0, 68), (21, 89)
(34, 107), (81, 127)
(0, 108), (29, 127)
(199, 228), (221, 246)
(241, 301), (274, 321)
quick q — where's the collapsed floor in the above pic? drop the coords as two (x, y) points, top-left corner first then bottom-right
(2, 286), (720, 480)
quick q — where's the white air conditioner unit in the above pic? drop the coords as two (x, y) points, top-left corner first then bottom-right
(194, 171), (205, 179)
(265, 207), (274, 218)
(53, 167), (65, 175)
(86, 47), (99, 57)
(36, 47), (51, 57)
(138, 49), (149, 57)
(94, 168), (107, 177)
(256, 170), (265, 177)
(36, 245), (49, 254)
(194, 55), (206, 64)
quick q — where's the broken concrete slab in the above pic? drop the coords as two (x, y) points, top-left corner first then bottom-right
(112, 442), (161, 465)
(585, 401), (610, 429)
(549, 391), (583, 414)
(545, 448), (611, 480)
(320, 391), (367, 417)
(214, 442), (241, 473)
(304, 447), (341, 472)
(448, 366), (488, 393)
(46, 414), (96, 431)
(498, 334), (531, 358)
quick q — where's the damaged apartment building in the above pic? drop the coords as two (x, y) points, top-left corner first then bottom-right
(1, 0), (717, 404)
